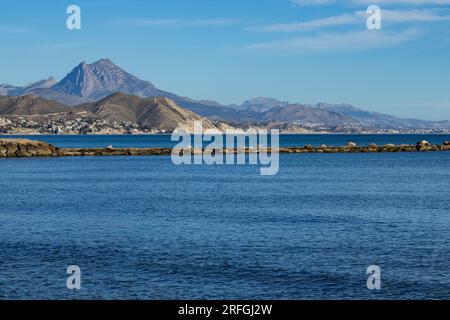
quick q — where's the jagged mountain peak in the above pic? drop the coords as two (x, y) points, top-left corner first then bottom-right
(52, 59), (159, 100)
(52, 60), (103, 97)
(89, 58), (125, 72)
(75, 61), (89, 71)
(92, 58), (113, 64)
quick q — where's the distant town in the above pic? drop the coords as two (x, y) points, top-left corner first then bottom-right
(1, 115), (449, 135)
(0, 116), (154, 135)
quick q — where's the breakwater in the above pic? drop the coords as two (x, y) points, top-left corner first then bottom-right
(1, 138), (449, 158)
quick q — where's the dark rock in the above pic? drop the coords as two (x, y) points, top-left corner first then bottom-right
(0, 138), (56, 157)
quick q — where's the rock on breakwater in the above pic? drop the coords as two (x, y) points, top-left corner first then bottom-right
(1, 139), (450, 158)
(0, 139), (59, 157)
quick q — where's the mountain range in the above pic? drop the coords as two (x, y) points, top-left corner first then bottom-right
(1, 58), (449, 132)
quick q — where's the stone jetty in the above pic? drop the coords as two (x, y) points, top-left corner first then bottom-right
(1, 138), (449, 158)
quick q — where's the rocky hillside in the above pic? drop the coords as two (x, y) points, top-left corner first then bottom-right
(0, 139), (58, 157)
(76, 93), (230, 132)
(0, 93), (231, 133)
(0, 95), (67, 115)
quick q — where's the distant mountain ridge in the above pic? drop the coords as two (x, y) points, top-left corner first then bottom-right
(235, 97), (289, 113)
(312, 102), (441, 129)
(1, 58), (448, 131)
(0, 77), (57, 96)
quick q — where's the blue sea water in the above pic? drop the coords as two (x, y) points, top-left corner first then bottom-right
(2, 133), (450, 148)
(0, 135), (449, 300)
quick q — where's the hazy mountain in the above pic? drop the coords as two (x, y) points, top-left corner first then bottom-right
(0, 77), (57, 96)
(233, 99), (448, 129)
(25, 88), (88, 106)
(314, 103), (439, 129)
(0, 84), (19, 96)
(258, 104), (351, 127)
(22, 77), (58, 93)
(236, 97), (289, 113)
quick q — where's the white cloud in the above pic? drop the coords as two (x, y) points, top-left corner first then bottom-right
(243, 29), (421, 53)
(123, 18), (242, 28)
(365, 8), (450, 22)
(249, 9), (450, 32)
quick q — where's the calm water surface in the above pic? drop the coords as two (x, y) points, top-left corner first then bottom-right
(0, 135), (449, 299)
(2, 134), (450, 148)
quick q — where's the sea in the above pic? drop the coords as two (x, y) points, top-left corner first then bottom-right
(0, 134), (449, 300)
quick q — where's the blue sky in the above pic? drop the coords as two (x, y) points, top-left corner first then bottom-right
(0, 0), (449, 120)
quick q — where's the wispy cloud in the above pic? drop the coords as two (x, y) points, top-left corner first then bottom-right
(33, 42), (86, 53)
(292, 0), (450, 5)
(352, 0), (450, 5)
(249, 9), (450, 32)
(120, 18), (242, 28)
(291, 0), (337, 6)
(375, 8), (450, 22)
(243, 28), (421, 53)
(0, 26), (32, 33)
(248, 14), (358, 32)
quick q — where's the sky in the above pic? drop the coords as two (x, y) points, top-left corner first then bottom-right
(0, 0), (449, 120)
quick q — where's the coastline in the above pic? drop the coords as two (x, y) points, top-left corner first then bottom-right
(2, 132), (450, 136)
